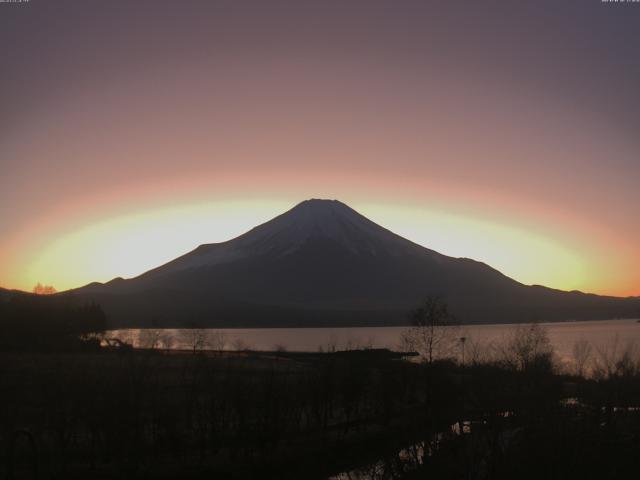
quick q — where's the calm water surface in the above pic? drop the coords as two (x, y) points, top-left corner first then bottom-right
(109, 318), (640, 363)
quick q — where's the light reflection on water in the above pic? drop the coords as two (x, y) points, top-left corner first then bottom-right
(328, 422), (480, 480)
(328, 440), (427, 480)
(107, 318), (640, 364)
(329, 417), (527, 480)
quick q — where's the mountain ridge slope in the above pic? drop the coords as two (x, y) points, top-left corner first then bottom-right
(71, 199), (640, 327)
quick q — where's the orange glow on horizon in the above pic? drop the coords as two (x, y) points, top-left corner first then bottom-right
(2, 183), (637, 297)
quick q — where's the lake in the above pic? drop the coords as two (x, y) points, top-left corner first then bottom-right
(108, 318), (640, 366)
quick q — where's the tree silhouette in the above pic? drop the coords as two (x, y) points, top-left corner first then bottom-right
(401, 296), (457, 363)
(32, 282), (57, 295)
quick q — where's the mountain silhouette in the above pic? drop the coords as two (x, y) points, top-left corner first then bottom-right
(73, 199), (640, 327)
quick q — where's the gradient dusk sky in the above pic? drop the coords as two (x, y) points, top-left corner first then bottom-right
(1, 0), (639, 296)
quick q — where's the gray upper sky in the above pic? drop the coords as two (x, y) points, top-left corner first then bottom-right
(1, 0), (639, 294)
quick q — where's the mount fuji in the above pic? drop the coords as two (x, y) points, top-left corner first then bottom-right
(73, 199), (640, 327)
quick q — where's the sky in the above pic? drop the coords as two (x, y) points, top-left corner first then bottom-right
(1, 0), (639, 296)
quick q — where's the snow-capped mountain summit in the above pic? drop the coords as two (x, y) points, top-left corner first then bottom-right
(144, 199), (437, 278)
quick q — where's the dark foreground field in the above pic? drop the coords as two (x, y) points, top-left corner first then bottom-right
(2, 345), (640, 480)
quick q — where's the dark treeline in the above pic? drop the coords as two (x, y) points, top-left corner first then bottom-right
(1, 294), (640, 478)
(0, 349), (427, 479)
(0, 293), (107, 351)
(1, 344), (640, 479)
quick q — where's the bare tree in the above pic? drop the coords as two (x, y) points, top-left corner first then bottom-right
(572, 338), (592, 377)
(180, 329), (209, 353)
(231, 337), (250, 352)
(158, 331), (175, 350)
(325, 334), (338, 353)
(33, 282), (56, 295)
(499, 323), (554, 372)
(401, 296), (457, 363)
(273, 344), (287, 353)
(208, 330), (227, 354)
(592, 336), (640, 379)
(344, 336), (361, 351)
(464, 337), (497, 366)
(363, 336), (375, 350)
